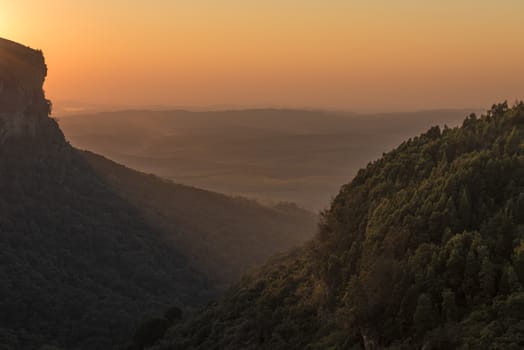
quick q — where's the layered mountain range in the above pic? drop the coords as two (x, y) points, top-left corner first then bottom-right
(4, 36), (523, 350)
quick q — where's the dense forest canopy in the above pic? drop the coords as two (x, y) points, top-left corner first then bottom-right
(150, 102), (524, 350)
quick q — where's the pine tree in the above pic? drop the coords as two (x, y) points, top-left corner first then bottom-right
(413, 293), (437, 335)
(441, 288), (458, 322)
(458, 187), (472, 229)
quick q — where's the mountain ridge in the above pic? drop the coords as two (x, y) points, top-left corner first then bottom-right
(58, 108), (476, 210)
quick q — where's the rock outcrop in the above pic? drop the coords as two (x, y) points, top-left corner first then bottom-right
(0, 37), (60, 144)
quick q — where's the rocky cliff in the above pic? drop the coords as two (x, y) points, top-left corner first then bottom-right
(0, 38), (60, 144)
(0, 37), (317, 349)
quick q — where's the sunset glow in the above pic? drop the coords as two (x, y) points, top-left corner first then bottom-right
(2, 0), (524, 111)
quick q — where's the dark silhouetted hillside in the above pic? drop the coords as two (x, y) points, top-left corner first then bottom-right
(81, 150), (316, 285)
(0, 38), (315, 350)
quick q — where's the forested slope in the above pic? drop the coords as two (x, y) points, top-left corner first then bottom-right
(0, 37), (315, 350)
(81, 151), (317, 285)
(0, 120), (213, 350)
(152, 102), (524, 350)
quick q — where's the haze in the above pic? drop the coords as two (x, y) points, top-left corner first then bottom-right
(2, 0), (523, 112)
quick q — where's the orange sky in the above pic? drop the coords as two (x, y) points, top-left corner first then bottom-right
(1, 1), (523, 112)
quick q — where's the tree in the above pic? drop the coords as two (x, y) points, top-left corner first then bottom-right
(504, 126), (521, 155)
(413, 293), (437, 335)
(458, 187), (472, 228)
(514, 240), (524, 282)
(164, 306), (183, 322)
(441, 288), (458, 322)
(463, 249), (480, 303)
(132, 318), (169, 350)
(479, 256), (497, 301)
(499, 264), (522, 295)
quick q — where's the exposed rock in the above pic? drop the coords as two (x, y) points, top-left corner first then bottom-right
(0, 37), (59, 144)
(361, 328), (381, 350)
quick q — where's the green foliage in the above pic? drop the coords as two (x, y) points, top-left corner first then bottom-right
(152, 102), (524, 349)
(413, 294), (437, 334)
(441, 288), (458, 322)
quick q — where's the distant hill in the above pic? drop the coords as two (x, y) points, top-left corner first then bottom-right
(150, 102), (524, 350)
(0, 38), (315, 349)
(58, 108), (477, 210)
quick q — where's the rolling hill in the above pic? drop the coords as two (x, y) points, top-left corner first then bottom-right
(58, 108), (475, 210)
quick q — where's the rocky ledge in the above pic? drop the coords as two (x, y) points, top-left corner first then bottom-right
(0, 38), (62, 144)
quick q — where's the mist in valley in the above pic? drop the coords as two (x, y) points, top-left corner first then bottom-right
(3, 0), (524, 348)
(59, 108), (476, 211)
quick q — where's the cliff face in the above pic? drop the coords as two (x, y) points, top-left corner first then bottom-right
(0, 38), (319, 349)
(0, 38), (59, 144)
(0, 38), (214, 349)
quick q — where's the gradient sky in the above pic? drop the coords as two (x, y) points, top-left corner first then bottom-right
(1, 0), (523, 112)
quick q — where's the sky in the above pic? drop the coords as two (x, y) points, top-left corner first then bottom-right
(1, 0), (523, 112)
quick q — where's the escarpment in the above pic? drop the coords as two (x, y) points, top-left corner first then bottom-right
(0, 38), (61, 144)
(0, 37), (317, 349)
